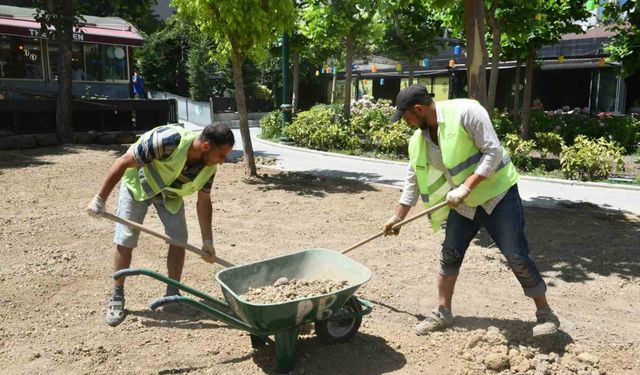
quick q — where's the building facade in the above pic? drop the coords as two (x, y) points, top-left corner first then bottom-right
(0, 5), (143, 99)
(324, 27), (634, 115)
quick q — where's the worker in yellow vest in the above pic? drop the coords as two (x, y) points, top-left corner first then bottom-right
(87, 123), (234, 327)
(382, 85), (559, 338)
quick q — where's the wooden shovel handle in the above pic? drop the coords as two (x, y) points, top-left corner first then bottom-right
(100, 211), (235, 268)
(342, 201), (448, 254)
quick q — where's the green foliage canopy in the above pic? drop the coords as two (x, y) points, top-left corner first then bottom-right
(501, 0), (590, 59)
(604, 0), (640, 76)
(377, 0), (444, 67)
(171, 0), (295, 63)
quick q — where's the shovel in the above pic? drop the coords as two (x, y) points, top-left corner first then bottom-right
(100, 211), (235, 268)
(341, 201), (448, 254)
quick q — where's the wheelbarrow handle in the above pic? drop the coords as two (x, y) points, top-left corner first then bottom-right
(99, 211), (235, 268)
(113, 268), (145, 280)
(149, 295), (181, 311)
(341, 201), (448, 254)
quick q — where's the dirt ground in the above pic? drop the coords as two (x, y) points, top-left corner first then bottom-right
(1, 145), (639, 375)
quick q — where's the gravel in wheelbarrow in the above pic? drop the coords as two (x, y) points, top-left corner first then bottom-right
(240, 278), (349, 304)
(216, 248), (372, 334)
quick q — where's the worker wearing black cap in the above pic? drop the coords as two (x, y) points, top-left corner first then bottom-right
(382, 84), (559, 338)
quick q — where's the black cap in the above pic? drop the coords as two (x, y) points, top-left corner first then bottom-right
(390, 84), (433, 122)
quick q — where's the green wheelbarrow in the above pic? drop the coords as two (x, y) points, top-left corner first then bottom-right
(114, 248), (373, 373)
(104, 201), (447, 373)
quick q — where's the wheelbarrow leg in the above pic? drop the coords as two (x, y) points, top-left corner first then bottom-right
(274, 326), (300, 374)
(250, 334), (268, 348)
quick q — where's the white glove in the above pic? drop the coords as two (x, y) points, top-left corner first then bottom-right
(201, 239), (216, 263)
(86, 195), (106, 218)
(446, 184), (471, 207)
(383, 215), (403, 236)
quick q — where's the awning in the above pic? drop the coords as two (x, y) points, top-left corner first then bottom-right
(79, 26), (143, 47)
(0, 17), (143, 46)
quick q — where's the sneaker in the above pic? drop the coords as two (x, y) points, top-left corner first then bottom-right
(532, 307), (560, 337)
(105, 298), (126, 327)
(415, 306), (454, 336)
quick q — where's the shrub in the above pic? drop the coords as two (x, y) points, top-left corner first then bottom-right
(530, 109), (560, 134)
(284, 104), (348, 150)
(560, 135), (625, 181)
(600, 113), (640, 154)
(504, 134), (535, 171)
(370, 119), (411, 156)
(529, 108), (638, 154)
(534, 132), (564, 159)
(491, 109), (519, 139)
(259, 110), (282, 139)
(349, 97), (397, 150)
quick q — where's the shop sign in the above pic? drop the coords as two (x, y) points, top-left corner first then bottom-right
(27, 28), (84, 41)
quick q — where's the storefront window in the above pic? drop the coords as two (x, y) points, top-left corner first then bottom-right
(48, 42), (84, 80)
(0, 35), (43, 79)
(592, 69), (619, 113)
(48, 42), (128, 81)
(84, 43), (128, 81)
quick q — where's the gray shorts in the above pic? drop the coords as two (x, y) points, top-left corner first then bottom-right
(113, 183), (188, 249)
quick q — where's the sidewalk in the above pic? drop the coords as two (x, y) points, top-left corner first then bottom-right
(184, 121), (640, 215)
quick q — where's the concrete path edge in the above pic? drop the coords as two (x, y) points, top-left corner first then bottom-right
(253, 133), (640, 192)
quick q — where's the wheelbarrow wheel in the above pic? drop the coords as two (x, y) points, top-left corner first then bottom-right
(315, 297), (362, 345)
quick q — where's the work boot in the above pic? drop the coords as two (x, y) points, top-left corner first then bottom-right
(105, 298), (126, 327)
(415, 306), (454, 336)
(532, 306), (560, 337)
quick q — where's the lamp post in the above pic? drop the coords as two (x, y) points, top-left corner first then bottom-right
(280, 33), (292, 143)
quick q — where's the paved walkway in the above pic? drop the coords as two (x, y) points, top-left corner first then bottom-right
(184, 122), (640, 215)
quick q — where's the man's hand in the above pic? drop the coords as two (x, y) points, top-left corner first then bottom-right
(446, 184), (471, 207)
(201, 239), (216, 263)
(383, 215), (403, 236)
(86, 195), (106, 218)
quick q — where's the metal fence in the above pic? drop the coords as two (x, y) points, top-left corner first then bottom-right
(149, 91), (273, 128)
(149, 91), (212, 126)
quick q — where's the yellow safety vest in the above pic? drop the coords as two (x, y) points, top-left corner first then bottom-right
(408, 99), (518, 231)
(122, 125), (216, 214)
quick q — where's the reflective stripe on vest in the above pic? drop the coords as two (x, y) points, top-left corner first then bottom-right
(448, 151), (482, 176)
(448, 152), (512, 178)
(138, 168), (155, 197)
(142, 163), (168, 191)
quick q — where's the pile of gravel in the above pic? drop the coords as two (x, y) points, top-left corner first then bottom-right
(239, 277), (348, 304)
(448, 326), (604, 375)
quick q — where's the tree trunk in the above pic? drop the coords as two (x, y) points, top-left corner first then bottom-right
(330, 70), (337, 104)
(486, 0), (500, 114)
(343, 35), (354, 121)
(520, 48), (536, 140)
(292, 51), (299, 116)
(463, 0), (489, 108)
(55, 0), (74, 143)
(408, 53), (415, 86)
(512, 60), (521, 115)
(231, 53), (257, 176)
